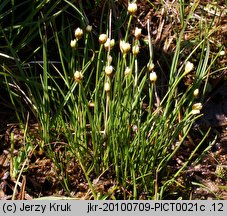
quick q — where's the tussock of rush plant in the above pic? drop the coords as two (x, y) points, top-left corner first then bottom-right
(2, 0), (222, 200)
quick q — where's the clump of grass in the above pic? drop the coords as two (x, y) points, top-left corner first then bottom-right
(45, 1), (212, 199)
(0, 0), (226, 199)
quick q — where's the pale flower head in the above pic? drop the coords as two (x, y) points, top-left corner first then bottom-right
(70, 39), (76, 48)
(74, 71), (83, 83)
(104, 38), (115, 50)
(74, 27), (83, 40)
(184, 61), (194, 74)
(105, 65), (113, 77)
(134, 27), (142, 39)
(191, 109), (200, 115)
(149, 72), (157, 83)
(120, 40), (131, 54)
(147, 61), (154, 71)
(132, 45), (140, 55)
(191, 103), (202, 114)
(88, 101), (95, 108)
(99, 34), (108, 44)
(104, 82), (111, 92)
(124, 67), (132, 76)
(86, 25), (92, 32)
(128, 2), (137, 15)
(193, 89), (199, 97)
(107, 55), (113, 64)
(219, 50), (225, 56)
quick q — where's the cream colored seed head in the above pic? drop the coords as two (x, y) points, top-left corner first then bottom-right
(191, 102), (202, 114)
(104, 38), (115, 50)
(128, 2), (137, 15)
(191, 110), (200, 115)
(105, 65), (113, 77)
(219, 50), (225, 56)
(185, 61), (194, 74)
(124, 67), (132, 76)
(134, 27), (142, 39)
(192, 103), (202, 110)
(147, 61), (154, 71)
(70, 39), (76, 48)
(99, 34), (108, 44)
(193, 89), (199, 97)
(74, 71), (83, 83)
(120, 40), (131, 54)
(149, 72), (157, 83)
(86, 25), (92, 32)
(107, 55), (113, 64)
(74, 28), (83, 40)
(104, 82), (111, 92)
(132, 45), (140, 55)
(88, 101), (95, 107)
